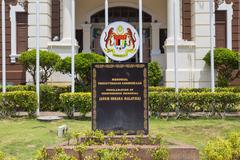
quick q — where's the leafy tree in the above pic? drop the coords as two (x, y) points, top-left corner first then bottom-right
(203, 48), (240, 87)
(148, 62), (163, 86)
(56, 53), (105, 90)
(19, 49), (61, 84)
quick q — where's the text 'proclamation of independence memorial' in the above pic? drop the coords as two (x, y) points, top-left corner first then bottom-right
(92, 63), (148, 135)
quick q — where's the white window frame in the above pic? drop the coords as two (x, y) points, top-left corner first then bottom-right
(9, 3), (25, 64)
(217, 1), (233, 50)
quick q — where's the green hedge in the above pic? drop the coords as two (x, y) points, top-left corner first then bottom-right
(0, 91), (37, 118)
(0, 85), (70, 111)
(60, 92), (240, 119)
(1, 85), (239, 113)
(149, 86), (240, 93)
(150, 92), (240, 118)
(60, 92), (91, 118)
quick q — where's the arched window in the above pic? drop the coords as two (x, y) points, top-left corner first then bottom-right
(91, 7), (152, 23)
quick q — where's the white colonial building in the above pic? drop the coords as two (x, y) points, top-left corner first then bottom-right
(0, 0), (239, 87)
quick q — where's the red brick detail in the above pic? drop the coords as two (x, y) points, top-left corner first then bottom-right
(232, 0), (240, 51)
(0, 0), (27, 85)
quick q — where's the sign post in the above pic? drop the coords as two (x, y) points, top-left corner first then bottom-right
(139, 0), (143, 63)
(209, 0), (215, 92)
(173, 0), (179, 93)
(71, 0), (75, 93)
(105, 0), (109, 63)
(2, 0), (6, 93)
(93, 0), (147, 135)
(36, 0), (40, 116)
(93, 17), (148, 134)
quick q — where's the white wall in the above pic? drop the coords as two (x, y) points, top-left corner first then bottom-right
(191, 0), (215, 88)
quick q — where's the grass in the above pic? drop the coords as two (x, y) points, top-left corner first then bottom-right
(0, 117), (240, 159)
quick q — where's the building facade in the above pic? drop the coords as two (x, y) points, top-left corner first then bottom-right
(0, 0), (239, 87)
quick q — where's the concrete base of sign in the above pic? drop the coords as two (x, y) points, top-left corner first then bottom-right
(46, 136), (199, 160)
(37, 116), (62, 122)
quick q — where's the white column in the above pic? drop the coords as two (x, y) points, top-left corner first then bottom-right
(81, 24), (92, 53)
(62, 0), (73, 42)
(48, 0), (79, 59)
(167, 0), (181, 41)
(151, 22), (161, 55)
(28, 0), (52, 50)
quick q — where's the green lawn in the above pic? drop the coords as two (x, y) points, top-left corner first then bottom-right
(0, 118), (240, 159)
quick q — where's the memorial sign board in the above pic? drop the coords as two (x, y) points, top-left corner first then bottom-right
(92, 63), (148, 135)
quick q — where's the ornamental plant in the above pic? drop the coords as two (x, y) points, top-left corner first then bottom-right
(227, 132), (240, 160)
(203, 48), (240, 87)
(52, 148), (77, 160)
(148, 62), (163, 86)
(152, 146), (169, 160)
(0, 151), (4, 160)
(56, 53), (105, 91)
(203, 132), (240, 160)
(203, 138), (233, 160)
(0, 151), (16, 160)
(96, 148), (130, 160)
(19, 49), (61, 84)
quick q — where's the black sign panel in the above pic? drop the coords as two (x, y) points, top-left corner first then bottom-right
(92, 63), (148, 135)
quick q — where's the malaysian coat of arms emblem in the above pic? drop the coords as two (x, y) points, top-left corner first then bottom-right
(100, 21), (140, 61)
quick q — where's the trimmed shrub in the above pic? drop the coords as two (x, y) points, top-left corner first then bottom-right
(148, 62), (163, 86)
(56, 53), (105, 91)
(19, 49), (61, 84)
(176, 92), (198, 118)
(60, 91), (240, 119)
(203, 48), (240, 87)
(39, 85), (70, 111)
(149, 86), (240, 93)
(60, 92), (91, 118)
(0, 85), (70, 111)
(149, 92), (175, 118)
(149, 92), (240, 118)
(215, 87), (240, 93)
(149, 87), (175, 92)
(0, 91), (37, 118)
